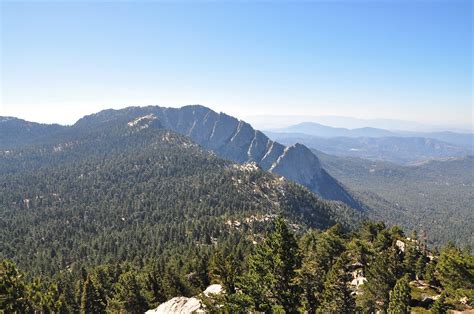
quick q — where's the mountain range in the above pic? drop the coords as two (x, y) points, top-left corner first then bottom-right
(272, 122), (474, 148)
(1, 106), (360, 209)
(1, 105), (472, 251)
(266, 122), (473, 165)
(0, 105), (363, 277)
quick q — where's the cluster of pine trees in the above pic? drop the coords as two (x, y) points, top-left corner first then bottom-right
(1, 218), (473, 313)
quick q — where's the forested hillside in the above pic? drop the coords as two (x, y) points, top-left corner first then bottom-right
(0, 119), (359, 277)
(0, 106), (362, 209)
(314, 151), (474, 249)
(2, 219), (473, 313)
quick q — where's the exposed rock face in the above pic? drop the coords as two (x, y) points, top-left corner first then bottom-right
(270, 144), (323, 189)
(75, 105), (361, 209)
(145, 297), (203, 314)
(145, 284), (223, 314)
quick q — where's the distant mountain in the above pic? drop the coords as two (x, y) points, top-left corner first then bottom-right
(272, 121), (474, 150)
(267, 131), (470, 165)
(245, 114), (471, 133)
(0, 117), (66, 149)
(399, 131), (474, 149)
(0, 105), (361, 209)
(314, 151), (474, 248)
(274, 122), (395, 138)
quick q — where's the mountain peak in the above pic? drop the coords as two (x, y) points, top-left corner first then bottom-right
(1, 105), (361, 209)
(269, 142), (322, 188)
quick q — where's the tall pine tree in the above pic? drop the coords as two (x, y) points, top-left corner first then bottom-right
(318, 254), (355, 313)
(239, 217), (302, 312)
(113, 271), (148, 313)
(431, 292), (448, 314)
(81, 274), (106, 313)
(387, 274), (411, 314)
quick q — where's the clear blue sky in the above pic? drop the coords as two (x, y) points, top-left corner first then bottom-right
(1, 0), (472, 129)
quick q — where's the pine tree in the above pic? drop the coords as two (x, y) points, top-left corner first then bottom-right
(435, 243), (474, 292)
(318, 255), (355, 313)
(415, 255), (427, 279)
(431, 292), (448, 314)
(209, 250), (239, 294)
(113, 271), (148, 313)
(297, 256), (325, 313)
(403, 242), (418, 279)
(80, 274), (106, 313)
(0, 260), (33, 312)
(361, 247), (401, 312)
(57, 293), (73, 313)
(387, 274), (411, 314)
(239, 217), (301, 312)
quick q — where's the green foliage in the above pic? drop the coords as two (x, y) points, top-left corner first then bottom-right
(209, 250), (239, 294)
(238, 217), (302, 312)
(360, 247), (403, 312)
(0, 117), (470, 313)
(112, 271), (148, 313)
(435, 243), (474, 294)
(0, 127), (354, 279)
(81, 274), (106, 313)
(297, 252), (325, 313)
(317, 151), (474, 249)
(0, 260), (33, 312)
(415, 254), (428, 279)
(318, 254), (355, 313)
(387, 274), (411, 314)
(430, 292), (448, 314)
(2, 222), (473, 313)
(403, 241), (419, 279)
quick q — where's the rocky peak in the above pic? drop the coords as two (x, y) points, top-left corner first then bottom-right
(269, 143), (323, 188)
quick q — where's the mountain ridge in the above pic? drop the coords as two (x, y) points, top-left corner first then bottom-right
(0, 105), (362, 209)
(271, 121), (474, 149)
(267, 130), (471, 165)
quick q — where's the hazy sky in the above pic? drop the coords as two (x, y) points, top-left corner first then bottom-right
(1, 1), (472, 129)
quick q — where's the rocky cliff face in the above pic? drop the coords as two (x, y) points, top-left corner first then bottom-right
(74, 105), (361, 209)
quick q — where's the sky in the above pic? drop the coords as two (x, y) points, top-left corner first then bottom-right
(0, 0), (472, 130)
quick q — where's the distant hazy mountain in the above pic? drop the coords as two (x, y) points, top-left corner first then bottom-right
(399, 131), (474, 149)
(0, 117), (66, 149)
(267, 131), (470, 165)
(244, 115), (472, 133)
(314, 151), (474, 248)
(0, 105), (361, 209)
(272, 122), (474, 149)
(273, 122), (395, 138)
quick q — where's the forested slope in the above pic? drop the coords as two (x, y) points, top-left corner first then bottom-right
(0, 120), (360, 277)
(315, 151), (474, 249)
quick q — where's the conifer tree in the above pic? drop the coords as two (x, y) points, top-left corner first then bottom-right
(318, 255), (355, 313)
(415, 255), (427, 279)
(0, 260), (33, 312)
(387, 274), (411, 314)
(298, 256), (325, 313)
(209, 250), (239, 294)
(361, 247), (400, 312)
(81, 274), (106, 313)
(436, 243), (474, 292)
(239, 217), (301, 312)
(431, 292), (448, 314)
(403, 242), (418, 279)
(113, 271), (148, 313)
